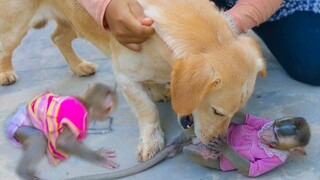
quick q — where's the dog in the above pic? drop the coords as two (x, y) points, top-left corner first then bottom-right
(0, 0), (266, 161)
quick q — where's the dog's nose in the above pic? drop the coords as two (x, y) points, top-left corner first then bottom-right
(179, 114), (194, 129)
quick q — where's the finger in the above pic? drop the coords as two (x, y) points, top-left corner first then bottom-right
(107, 161), (120, 169)
(100, 148), (113, 153)
(123, 12), (154, 37)
(128, 0), (154, 26)
(125, 43), (142, 51)
(129, 0), (146, 21)
(124, 20), (154, 39)
(106, 153), (117, 158)
(120, 35), (148, 44)
(140, 17), (154, 26)
(106, 150), (116, 154)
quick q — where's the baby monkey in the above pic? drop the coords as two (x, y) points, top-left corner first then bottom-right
(5, 83), (119, 179)
(184, 112), (311, 177)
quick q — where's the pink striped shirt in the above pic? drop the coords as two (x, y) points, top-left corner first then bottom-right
(27, 92), (88, 165)
(220, 114), (289, 177)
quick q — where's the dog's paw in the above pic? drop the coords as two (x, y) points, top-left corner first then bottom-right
(72, 61), (96, 77)
(137, 128), (165, 161)
(0, 71), (17, 85)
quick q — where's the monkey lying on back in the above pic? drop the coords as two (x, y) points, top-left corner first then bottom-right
(70, 112), (311, 179)
(185, 112), (311, 177)
(5, 83), (119, 179)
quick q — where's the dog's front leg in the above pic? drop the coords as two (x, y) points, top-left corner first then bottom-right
(51, 19), (96, 77)
(118, 77), (165, 161)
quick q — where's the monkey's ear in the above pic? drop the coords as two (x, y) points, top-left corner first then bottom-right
(104, 93), (114, 113)
(289, 146), (307, 155)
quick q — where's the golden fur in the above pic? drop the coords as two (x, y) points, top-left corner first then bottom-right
(0, 0), (266, 161)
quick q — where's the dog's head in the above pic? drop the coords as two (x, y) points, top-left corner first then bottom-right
(171, 35), (266, 144)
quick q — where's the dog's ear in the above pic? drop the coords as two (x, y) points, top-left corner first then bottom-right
(171, 58), (221, 116)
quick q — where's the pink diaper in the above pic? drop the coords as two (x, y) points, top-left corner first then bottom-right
(5, 106), (32, 147)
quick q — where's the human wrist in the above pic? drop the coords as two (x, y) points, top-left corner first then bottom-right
(102, 0), (114, 29)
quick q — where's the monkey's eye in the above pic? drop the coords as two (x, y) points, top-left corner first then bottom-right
(212, 107), (225, 117)
(270, 142), (277, 147)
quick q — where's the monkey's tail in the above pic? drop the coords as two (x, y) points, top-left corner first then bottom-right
(68, 146), (175, 180)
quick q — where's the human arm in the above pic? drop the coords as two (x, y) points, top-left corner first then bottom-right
(225, 0), (283, 34)
(78, 0), (155, 51)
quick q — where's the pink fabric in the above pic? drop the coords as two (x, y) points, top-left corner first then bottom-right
(226, 0), (283, 33)
(57, 97), (88, 140)
(5, 106), (32, 147)
(78, 0), (111, 27)
(219, 114), (289, 177)
(27, 92), (88, 165)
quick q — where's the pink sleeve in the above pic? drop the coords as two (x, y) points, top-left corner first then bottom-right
(225, 0), (283, 33)
(245, 114), (272, 130)
(249, 156), (286, 177)
(78, 0), (111, 27)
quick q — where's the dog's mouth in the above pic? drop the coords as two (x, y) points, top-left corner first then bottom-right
(179, 114), (194, 129)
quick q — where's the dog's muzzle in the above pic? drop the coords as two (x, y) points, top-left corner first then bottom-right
(179, 114), (194, 129)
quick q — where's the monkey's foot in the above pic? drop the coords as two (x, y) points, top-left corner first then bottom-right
(137, 127), (165, 161)
(0, 71), (17, 85)
(71, 61), (96, 77)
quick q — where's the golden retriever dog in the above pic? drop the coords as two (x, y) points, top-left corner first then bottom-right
(0, 0), (266, 161)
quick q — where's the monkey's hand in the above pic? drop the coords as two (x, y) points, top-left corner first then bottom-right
(207, 135), (228, 153)
(96, 147), (120, 169)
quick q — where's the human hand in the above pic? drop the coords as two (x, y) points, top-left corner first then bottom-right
(105, 0), (155, 51)
(207, 135), (228, 152)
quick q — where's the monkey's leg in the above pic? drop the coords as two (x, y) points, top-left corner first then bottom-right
(51, 19), (96, 76)
(14, 126), (47, 179)
(117, 78), (165, 162)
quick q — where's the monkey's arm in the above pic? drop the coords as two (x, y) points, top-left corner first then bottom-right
(56, 127), (118, 169)
(222, 146), (250, 176)
(230, 112), (246, 125)
(225, 149), (287, 177)
(208, 136), (249, 176)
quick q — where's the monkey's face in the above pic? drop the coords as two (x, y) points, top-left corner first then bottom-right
(90, 88), (117, 121)
(260, 118), (303, 150)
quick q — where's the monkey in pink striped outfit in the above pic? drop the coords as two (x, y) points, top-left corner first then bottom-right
(5, 83), (119, 179)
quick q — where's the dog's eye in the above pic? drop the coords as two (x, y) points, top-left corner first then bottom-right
(212, 107), (225, 117)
